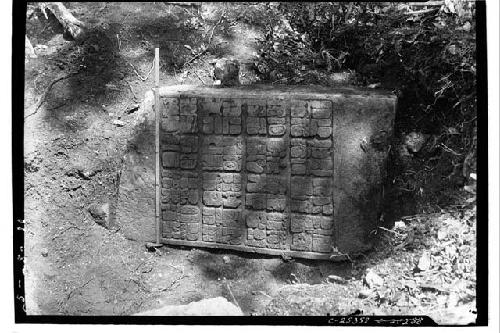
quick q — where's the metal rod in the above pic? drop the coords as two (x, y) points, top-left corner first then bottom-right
(154, 47), (161, 245)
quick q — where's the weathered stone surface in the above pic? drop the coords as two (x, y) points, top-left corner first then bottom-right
(267, 195), (286, 212)
(162, 200), (201, 241)
(179, 115), (197, 133)
(222, 99), (241, 117)
(246, 161), (263, 174)
(291, 101), (307, 117)
(162, 151), (178, 168)
(291, 233), (312, 251)
(247, 117), (266, 135)
(332, 96), (396, 253)
(162, 98), (179, 117)
(201, 136), (242, 171)
(134, 297), (243, 316)
(268, 124), (286, 136)
(245, 193), (266, 210)
(162, 116), (179, 133)
(180, 97), (197, 115)
(203, 191), (223, 206)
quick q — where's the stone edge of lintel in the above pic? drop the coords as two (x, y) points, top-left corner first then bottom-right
(161, 238), (354, 261)
(155, 84), (397, 101)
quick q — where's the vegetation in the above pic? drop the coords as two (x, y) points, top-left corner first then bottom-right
(250, 1), (477, 211)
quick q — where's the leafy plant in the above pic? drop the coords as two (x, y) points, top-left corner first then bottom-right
(254, 1), (477, 207)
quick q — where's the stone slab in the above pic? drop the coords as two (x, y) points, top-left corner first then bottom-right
(118, 85), (396, 258)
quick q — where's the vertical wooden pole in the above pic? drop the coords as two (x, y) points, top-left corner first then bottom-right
(154, 47), (161, 245)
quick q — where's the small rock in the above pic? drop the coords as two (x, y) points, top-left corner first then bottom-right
(88, 203), (110, 228)
(125, 104), (140, 114)
(358, 289), (374, 299)
(464, 184), (476, 194)
(77, 168), (99, 180)
(134, 297), (243, 316)
(25, 36), (37, 58)
(404, 132), (430, 153)
(105, 83), (119, 90)
(41, 248), (49, 257)
(280, 253), (292, 261)
(43, 271), (56, 280)
(211, 58), (240, 87)
(364, 270), (384, 288)
(367, 82), (381, 89)
(445, 245), (457, 257)
(113, 119), (125, 127)
(466, 197), (476, 203)
(394, 221), (406, 229)
(82, 170), (94, 179)
(437, 228), (448, 240)
(145, 242), (162, 252)
(222, 255), (230, 264)
(417, 251), (432, 271)
(447, 44), (457, 55)
(327, 274), (346, 284)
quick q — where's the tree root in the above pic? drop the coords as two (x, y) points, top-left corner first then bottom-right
(222, 277), (240, 309)
(24, 71), (80, 121)
(128, 61), (155, 81)
(41, 2), (86, 41)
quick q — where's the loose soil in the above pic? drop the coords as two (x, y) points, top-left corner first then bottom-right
(23, 2), (477, 322)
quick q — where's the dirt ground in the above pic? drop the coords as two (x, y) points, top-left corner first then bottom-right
(23, 2), (477, 321)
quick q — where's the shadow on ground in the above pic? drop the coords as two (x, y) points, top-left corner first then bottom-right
(182, 246), (354, 314)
